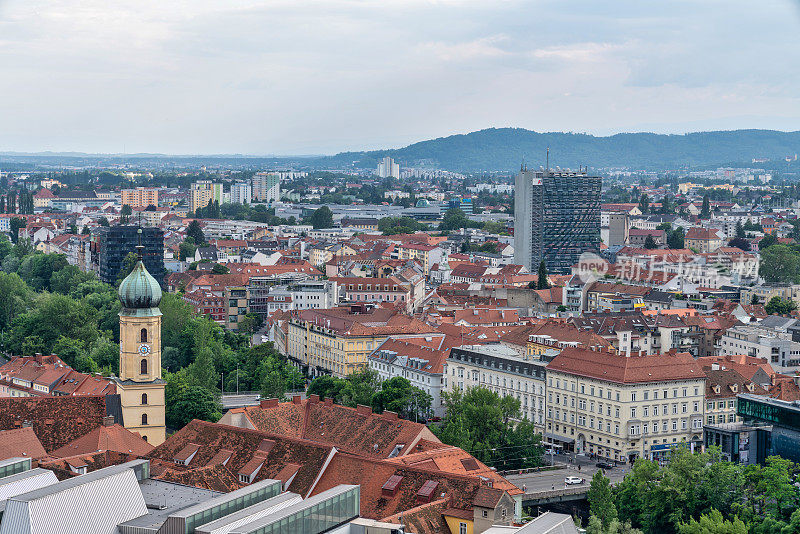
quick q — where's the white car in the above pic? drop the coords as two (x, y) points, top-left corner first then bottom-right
(564, 476), (584, 485)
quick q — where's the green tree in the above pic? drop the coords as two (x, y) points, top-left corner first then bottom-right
(433, 387), (541, 470)
(371, 376), (433, 421)
(588, 471), (618, 528)
(638, 193), (650, 214)
(7, 293), (100, 355)
(179, 238), (197, 262)
(309, 206), (334, 229)
(735, 220), (746, 239)
(537, 260), (550, 289)
(643, 235), (658, 249)
(667, 227), (685, 249)
(677, 509), (747, 534)
(339, 367), (381, 407)
(439, 208), (480, 232)
(186, 220), (205, 245)
(211, 263), (230, 274)
(759, 234), (778, 250)
(759, 244), (800, 284)
(52, 336), (86, 368)
(727, 237), (750, 251)
(307, 375), (347, 401)
(9, 217), (26, 243)
(188, 347), (220, 391)
(120, 204), (132, 223)
(700, 194), (711, 219)
(165, 369), (222, 428)
(765, 296), (798, 316)
(0, 271), (33, 331)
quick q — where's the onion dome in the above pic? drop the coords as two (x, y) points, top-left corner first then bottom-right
(118, 260), (162, 310)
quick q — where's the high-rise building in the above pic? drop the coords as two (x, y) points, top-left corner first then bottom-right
(121, 187), (159, 209)
(92, 226), (165, 285)
(116, 247), (166, 445)
(230, 181), (252, 205)
(189, 180), (223, 213)
(607, 212), (629, 247)
(376, 156), (400, 178)
(514, 167), (601, 273)
(252, 172), (281, 203)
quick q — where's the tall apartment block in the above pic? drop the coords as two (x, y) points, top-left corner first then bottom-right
(91, 226), (165, 285)
(189, 180), (223, 213)
(252, 173), (280, 203)
(121, 187), (159, 209)
(376, 156), (400, 178)
(230, 181), (252, 205)
(514, 167), (601, 274)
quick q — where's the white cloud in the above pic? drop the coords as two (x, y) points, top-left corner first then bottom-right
(0, 0), (797, 154)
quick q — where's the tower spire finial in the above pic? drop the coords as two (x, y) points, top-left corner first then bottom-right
(136, 226), (144, 260)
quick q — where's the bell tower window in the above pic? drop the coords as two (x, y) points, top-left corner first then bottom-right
(142, 393), (148, 405)
(140, 328), (148, 342)
(142, 413), (148, 425)
(140, 359), (148, 375)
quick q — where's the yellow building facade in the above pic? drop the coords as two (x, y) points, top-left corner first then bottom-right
(116, 249), (167, 445)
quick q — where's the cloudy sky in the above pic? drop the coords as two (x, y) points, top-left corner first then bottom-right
(0, 0), (798, 154)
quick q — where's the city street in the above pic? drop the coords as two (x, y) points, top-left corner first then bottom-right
(505, 454), (629, 493)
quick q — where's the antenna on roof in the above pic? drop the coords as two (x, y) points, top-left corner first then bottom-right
(545, 147), (550, 172)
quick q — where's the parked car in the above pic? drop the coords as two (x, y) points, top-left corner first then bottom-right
(596, 461), (614, 469)
(564, 476), (584, 485)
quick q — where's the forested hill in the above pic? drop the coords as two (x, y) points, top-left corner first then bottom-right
(323, 128), (800, 172)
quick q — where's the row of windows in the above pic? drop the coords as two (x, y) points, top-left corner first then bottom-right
(549, 377), (700, 401)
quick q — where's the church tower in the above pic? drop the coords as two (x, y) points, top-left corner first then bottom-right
(116, 233), (166, 445)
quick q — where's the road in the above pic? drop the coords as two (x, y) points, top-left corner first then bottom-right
(505, 453), (629, 494)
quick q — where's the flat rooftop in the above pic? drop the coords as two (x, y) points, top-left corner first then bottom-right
(118, 479), (221, 530)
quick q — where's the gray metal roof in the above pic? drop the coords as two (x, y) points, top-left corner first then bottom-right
(194, 492), (301, 534)
(170, 479), (282, 520)
(118, 479), (221, 531)
(7, 460), (148, 502)
(0, 469), (59, 513)
(228, 485), (358, 533)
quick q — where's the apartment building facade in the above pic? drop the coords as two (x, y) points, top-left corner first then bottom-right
(443, 344), (547, 428)
(121, 187), (159, 209)
(545, 347), (706, 463)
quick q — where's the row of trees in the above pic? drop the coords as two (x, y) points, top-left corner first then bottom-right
(307, 368), (432, 422)
(587, 447), (800, 534)
(0, 234), (308, 432)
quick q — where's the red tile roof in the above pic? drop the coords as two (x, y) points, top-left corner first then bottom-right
(547, 347), (705, 384)
(230, 398), (438, 459)
(0, 395), (111, 452)
(50, 423), (154, 458)
(0, 427), (48, 460)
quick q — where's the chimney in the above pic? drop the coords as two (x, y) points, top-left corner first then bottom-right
(383, 410), (399, 421)
(260, 398), (279, 409)
(356, 404), (373, 416)
(309, 394), (320, 404)
(324, 397), (333, 406)
(292, 395), (302, 405)
(102, 415), (115, 427)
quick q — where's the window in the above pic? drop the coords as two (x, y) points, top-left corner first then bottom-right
(630, 407), (637, 418)
(460, 523), (468, 534)
(140, 328), (148, 342)
(631, 392), (637, 402)
(141, 393), (148, 405)
(483, 510), (488, 518)
(140, 359), (148, 375)
(142, 413), (148, 425)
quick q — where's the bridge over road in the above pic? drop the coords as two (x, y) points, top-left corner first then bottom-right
(504, 459), (629, 506)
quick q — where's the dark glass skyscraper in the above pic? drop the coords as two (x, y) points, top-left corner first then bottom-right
(514, 168), (601, 274)
(92, 226), (165, 285)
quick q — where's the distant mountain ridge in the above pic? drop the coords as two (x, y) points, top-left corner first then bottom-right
(322, 128), (800, 172)
(2, 128), (798, 173)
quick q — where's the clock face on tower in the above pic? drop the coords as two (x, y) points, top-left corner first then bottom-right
(138, 344), (151, 356)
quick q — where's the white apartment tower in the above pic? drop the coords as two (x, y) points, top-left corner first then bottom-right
(230, 181), (252, 205)
(377, 157), (400, 179)
(252, 173), (281, 203)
